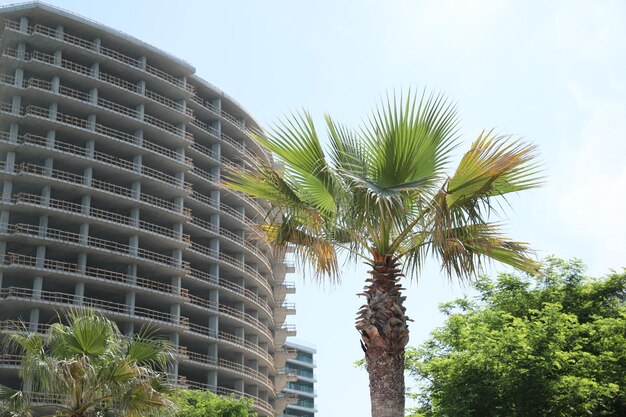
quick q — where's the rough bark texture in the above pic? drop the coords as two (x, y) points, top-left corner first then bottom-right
(356, 254), (409, 417)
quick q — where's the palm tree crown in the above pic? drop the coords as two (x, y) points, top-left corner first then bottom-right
(0, 310), (174, 417)
(225, 90), (542, 417)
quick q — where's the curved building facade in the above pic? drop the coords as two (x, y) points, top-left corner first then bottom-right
(0, 2), (296, 415)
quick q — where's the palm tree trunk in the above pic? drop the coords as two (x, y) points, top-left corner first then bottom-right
(356, 254), (409, 417)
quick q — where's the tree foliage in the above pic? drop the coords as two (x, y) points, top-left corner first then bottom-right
(410, 258), (626, 417)
(0, 310), (174, 417)
(168, 390), (255, 417)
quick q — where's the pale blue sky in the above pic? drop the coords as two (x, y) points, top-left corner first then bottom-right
(5, 0), (626, 415)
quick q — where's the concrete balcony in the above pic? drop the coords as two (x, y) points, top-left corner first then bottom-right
(3, 20), (195, 95)
(185, 242), (273, 297)
(274, 368), (298, 392)
(273, 281), (296, 302)
(175, 347), (274, 394)
(184, 267), (273, 319)
(0, 99), (191, 170)
(1, 222), (187, 273)
(274, 302), (296, 325)
(182, 324), (274, 369)
(274, 324), (297, 347)
(4, 193), (189, 246)
(1, 161), (190, 220)
(0, 132), (191, 196)
(0, 47), (192, 131)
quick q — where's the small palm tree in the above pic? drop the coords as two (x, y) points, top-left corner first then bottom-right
(225, 91), (542, 417)
(0, 310), (174, 417)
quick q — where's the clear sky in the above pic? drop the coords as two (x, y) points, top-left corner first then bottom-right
(5, 0), (626, 415)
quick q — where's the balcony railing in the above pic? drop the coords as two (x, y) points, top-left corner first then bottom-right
(185, 268), (273, 318)
(186, 241), (273, 292)
(184, 322), (273, 365)
(2, 223), (187, 270)
(10, 162), (189, 217)
(175, 347), (273, 391)
(9, 192), (189, 243)
(4, 20), (194, 93)
(186, 294), (272, 341)
(0, 96), (190, 166)
(188, 215), (272, 272)
(20, 76), (193, 142)
(1, 131), (191, 192)
(0, 286), (184, 325)
(1, 252), (180, 296)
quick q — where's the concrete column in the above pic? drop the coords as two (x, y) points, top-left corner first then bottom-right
(132, 155), (142, 173)
(16, 42), (25, 60)
(0, 175), (11, 203)
(135, 103), (144, 121)
(48, 102), (58, 120)
(90, 62), (100, 78)
(138, 56), (147, 70)
(173, 222), (183, 241)
(14, 68), (24, 88)
(130, 208), (140, 227)
(83, 166), (93, 187)
(92, 38), (101, 53)
(128, 235), (138, 256)
(55, 25), (64, 40)
(85, 140), (95, 159)
(0, 210), (10, 232)
(175, 147), (186, 166)
(169, 332), (180, 349)
(87, 114), (97, 131)
(172, 248), (182, 269)
(41, 186), (51, 207)
(175, 196), (184, 216)
(5, 152), (15, 174)
(89, 88), (98, 105)
(79, 223), (89, 246)
(51, 76), (60, 93)
(137, 80), (146, 95)
(123, 322), (135, 336)
(9, 123), (19, 144)
(53, 50), (62, 66)
(46, 130), (56, 148)
(134, 129), (143, 147)
(77, 253), (87, 274)
(28, 309), (39, 332)
(38, 215), (48, 238)
(74, 282), (84, 305)
(170, 276), (182, 296)
(81, 195), (91, 215)
(127, 264), (137, 285)
(18, 17), (28, 33)
(207, 370), (217, 387)
(11, 95), (21, 115)
(125, 292), (135, 315)
(131, 181), (141, 199)
(170, 303), (180, 324)
(32, 275), (43, 299)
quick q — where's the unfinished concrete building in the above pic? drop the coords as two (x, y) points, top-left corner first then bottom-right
(0, 2), (297, 415)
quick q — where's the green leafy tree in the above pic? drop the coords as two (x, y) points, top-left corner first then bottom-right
(410, 258), (626, 417)
(169, 389), (255, 417)
(0, 310), (174, 417)
(225, 90), (542, 417)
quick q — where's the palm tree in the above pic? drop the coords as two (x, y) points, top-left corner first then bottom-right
(225, 91), (542, 417)
(0, 310), (174, 417)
